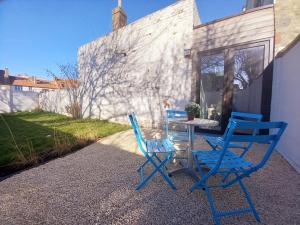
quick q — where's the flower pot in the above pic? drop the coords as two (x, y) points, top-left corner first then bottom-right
(187, 113), (195, 121)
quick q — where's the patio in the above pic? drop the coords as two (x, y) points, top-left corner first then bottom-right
(0, 129), (299, 225)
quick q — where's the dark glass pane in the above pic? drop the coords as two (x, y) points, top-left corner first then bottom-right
(199, 53), (224, 130)
(233, 46), (264, 114)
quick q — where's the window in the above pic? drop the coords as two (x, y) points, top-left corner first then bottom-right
(254, 0), (263, 7)
(196, 40), (270, 132)
(14, 86), (23, 91)
(233, 46), (265, 114)
(199, 52), (224, 130)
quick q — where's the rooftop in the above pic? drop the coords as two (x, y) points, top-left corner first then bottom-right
(0, 70), (77, 89)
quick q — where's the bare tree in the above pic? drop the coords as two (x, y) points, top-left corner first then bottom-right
(47, 63), (81, 118)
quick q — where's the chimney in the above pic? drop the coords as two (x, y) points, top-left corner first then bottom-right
(112, 0), (127, 31)
(3, 68), (10, 84)
(31, 76), (37, 84)
(4, 68), (9, 78)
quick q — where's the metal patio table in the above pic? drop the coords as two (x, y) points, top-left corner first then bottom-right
(168, 118), (219, 180)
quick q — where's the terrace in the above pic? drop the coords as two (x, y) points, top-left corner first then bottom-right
(0, 129), (299, 225)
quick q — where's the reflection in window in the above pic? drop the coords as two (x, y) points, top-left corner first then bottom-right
(14, 86), (23, 92)
(233, 46), (264, 113)
(200, 53), (224, 129)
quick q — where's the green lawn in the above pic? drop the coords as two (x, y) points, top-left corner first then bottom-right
(0, 112), (129, 167)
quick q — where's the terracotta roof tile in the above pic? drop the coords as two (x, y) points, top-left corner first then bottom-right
(0, 73), (78, 90)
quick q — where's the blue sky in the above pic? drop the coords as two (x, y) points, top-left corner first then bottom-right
(0, 0), (244, 78)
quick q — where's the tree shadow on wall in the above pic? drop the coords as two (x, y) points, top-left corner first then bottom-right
(77, 17), (193, 127)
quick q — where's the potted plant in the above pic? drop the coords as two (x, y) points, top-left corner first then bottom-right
(185, 102), (201, 121)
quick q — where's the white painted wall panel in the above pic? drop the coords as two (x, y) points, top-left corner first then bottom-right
(13, 92), (39, 112)
(77, 0), (198, 127)
(0, 88), (39, 113)
(271, 40), (300, 173)
(0, 87), (11, 113)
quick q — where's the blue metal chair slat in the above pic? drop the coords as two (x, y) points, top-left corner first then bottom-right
(204, 111), (263, 156)
(191, 120), (287, 225)
(165, 109), (194, 148)
(205, 136), (249, 150)
(194, 151), (253, 169)
(128, 113), (176, 190)
(231, 111), (263, 120)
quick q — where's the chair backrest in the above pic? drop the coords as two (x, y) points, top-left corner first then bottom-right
(166, 110), (188, 120)
(216, 120), (287, 172)
(223, 112), (263, 137)
(128, 113), (147, 155)
(165, 109), (188, 138)
(231, 112), (263, 121)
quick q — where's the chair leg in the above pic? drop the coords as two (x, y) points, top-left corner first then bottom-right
(190, 155), (212, 192)
(137, 156), (152, 172)
(191, 159), (221, 224)
(153, 153), (168, 171)
(221, 169), (235, 183)
(136, 153), (176, 191)
(204, 185), (221, 225)
(238, 178), (260, 222)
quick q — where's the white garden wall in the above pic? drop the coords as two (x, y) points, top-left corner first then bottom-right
(39, 90), (71, 116)
(271, 39), (300, 173)
(0, 86), (11, 113)
(77, 0), (200, 127)
(0, 87), (39, 113)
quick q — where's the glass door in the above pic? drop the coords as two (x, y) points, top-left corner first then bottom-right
(198, 52), (225, 131)
(196, 41), (271, 133)
(233, 46), (265, 114)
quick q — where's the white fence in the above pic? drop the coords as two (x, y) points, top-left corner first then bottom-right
(0, 87), (39, 113)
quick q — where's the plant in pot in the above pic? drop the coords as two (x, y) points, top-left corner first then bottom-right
(185, 102), (201, 121)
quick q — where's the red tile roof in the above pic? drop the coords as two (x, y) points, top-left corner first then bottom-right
(0, 71), (78, 90)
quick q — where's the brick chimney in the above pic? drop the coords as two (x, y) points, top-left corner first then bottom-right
(3, 68), (10, 84)
(31, 76), (37, 84)
(112, 0), (127, 31)
(4, 68), (9, 78)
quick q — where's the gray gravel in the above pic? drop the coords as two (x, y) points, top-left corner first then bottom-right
(0, 130), (299, 225)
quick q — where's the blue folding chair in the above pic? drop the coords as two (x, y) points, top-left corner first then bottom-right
(165, 109), (190, 143)
(128, 113), (176, 190)
(204, 112), (263, 156)
(191, 120), (287, 225)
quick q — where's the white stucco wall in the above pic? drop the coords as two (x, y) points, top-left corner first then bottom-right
(271, 40), (300, 173)
(12, 91), (39, 112)
(0, 87), (39, 113)
(0, 86), (11, 113)
(77, 0), (200, 127)
(39, 90), (71, 116)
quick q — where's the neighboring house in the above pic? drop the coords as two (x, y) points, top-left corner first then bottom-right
(0, 68), (75, 93)
(0, 69), (78, 113)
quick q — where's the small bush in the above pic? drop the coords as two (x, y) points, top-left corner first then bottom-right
(32, 107), (44, 113)
(65, 102), (82, 119)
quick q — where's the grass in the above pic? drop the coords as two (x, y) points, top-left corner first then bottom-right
(0, 111), (130, 168)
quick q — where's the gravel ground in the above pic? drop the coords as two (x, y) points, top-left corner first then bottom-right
(0, 130), (299, 225)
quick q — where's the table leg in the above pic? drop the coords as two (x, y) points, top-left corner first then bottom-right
(168, 124), (198, 181)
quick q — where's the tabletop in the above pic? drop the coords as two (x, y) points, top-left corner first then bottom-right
(169, 118), (219, 128)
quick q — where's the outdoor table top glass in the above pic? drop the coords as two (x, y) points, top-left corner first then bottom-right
(168, 118), (219, 180)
